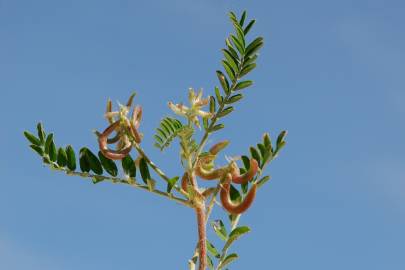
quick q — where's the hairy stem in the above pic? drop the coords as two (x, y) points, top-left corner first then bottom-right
(196, 204), (207, 270)
(193, 69), (243, 167)
(131, 139), (188, 197)
(48, 164), (192, 207)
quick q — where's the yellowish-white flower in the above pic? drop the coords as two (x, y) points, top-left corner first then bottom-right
(168, 88), (214, 128)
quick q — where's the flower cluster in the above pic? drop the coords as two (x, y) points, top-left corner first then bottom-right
(168, 88), (214, 128)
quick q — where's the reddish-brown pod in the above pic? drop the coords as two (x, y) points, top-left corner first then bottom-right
(231, 158), (259, 184)
(181, 172), (189, 192)
(209, 140), (229, 155)
(128, 106), (143, 143)
(98, 121), (132, 160)
(194, 156), (226, 180)
(131, 106), (143, 129)
(220, 173), (257, 215)
(195, 166), (225, 180)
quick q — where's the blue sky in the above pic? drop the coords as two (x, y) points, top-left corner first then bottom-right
(1, 0), (405, 269)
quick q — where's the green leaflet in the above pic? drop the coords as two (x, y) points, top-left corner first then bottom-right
(154, 117), (184, 151)
(257, 175), (271, 188)
(37, 123), (46, 144)
(229, 184), (241, 202)
(98, 151), (118, 177)
(245, 37), (264, 57)
(44, 133), (54, 155)
(211, 220), (228, 241)
(216, 70), (230, 94)
(234, 80), (253, 90)
(139, 157), (150, 184)
(243, 19), (255, 35)
(85, 149), (103, 175)
(206, 240), (220, 258)
(250, 146), (261, 168)
(29, 144), (43, 156)
(79, 148), (90, 173)
(226, 94), (243, 104)
(49, 141), (57, 162)
(217, 107), (234, 118)
(207, 255), (214, 270)
(228, 226), (251, 243)
(121, 155), (136, 178)
(239, 10), (247, 26)
(209, 124), (224, 133)
(215, 86), (223, 103)
(219, 253), (238, 269)
(65, 145), (76, 171)
(241, 155), (250, 170)
(57, 147), (67, 167)
(166, 176), (179, 193)
(239, 63), (256, 77)
(24, 131), (41, 146)
(209, 96), (216, 113)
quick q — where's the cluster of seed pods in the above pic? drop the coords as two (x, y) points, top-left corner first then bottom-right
(183, 141), (259, 215)
(98, 94), (143, 160)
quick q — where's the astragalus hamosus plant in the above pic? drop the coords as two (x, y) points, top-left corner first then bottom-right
(24, 11), (286, 270)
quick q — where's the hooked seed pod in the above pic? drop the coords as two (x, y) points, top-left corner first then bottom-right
(230, 158), (259, 184)
(209, 140), (229, 155)
(195, 155), (227, 180)
(98, 121), (132, 160)
(220, 173), (257, 215)
(195, 166), (226, 180)
(128, 106), (143, 143)
(105, 99), (114, 124)
(181, 172), (190, 192)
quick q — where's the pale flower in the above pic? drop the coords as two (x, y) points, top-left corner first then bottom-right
(168, 88), (214, 128)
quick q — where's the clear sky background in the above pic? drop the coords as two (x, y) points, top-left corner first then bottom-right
(1, 0), (404, 269)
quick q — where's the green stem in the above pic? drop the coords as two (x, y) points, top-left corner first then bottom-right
(130, 138), (188, 197)
(192, 68), (243, 167)
(215, 159), (273, 270)
(48, 164), (192, 207)
(216, 216), (241, 270)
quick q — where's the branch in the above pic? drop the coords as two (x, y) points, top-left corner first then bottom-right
(47, 163), (192, 208)
(131, 137), (189, 197)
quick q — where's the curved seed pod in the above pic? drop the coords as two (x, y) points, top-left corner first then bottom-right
(127, 106), (142, 143)
(94, 129), (121, 144)
(101, 148), (132, 160)
(198, 154), (216, 171)
(106, 131), (122, 144)
(194, 154), (226, 180)
(195, 166), (226, 180)
(209, 140), (229, 155)
(131, 106), (142, 129)
(231, 158), (259, 184)
(126, 92), (136, 107)
(105, 99), (114, 124)
(116, 135), (131, 150)
(181, 172), (189, 192)
(220, 173), (257, 215)
(98, 121), (132, 160)
(129, 121), (142, 143)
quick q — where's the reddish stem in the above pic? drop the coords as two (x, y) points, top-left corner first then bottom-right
(196, 205), (207, 270)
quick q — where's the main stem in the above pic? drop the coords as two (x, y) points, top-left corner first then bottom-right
(195, 204), (207, 270)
